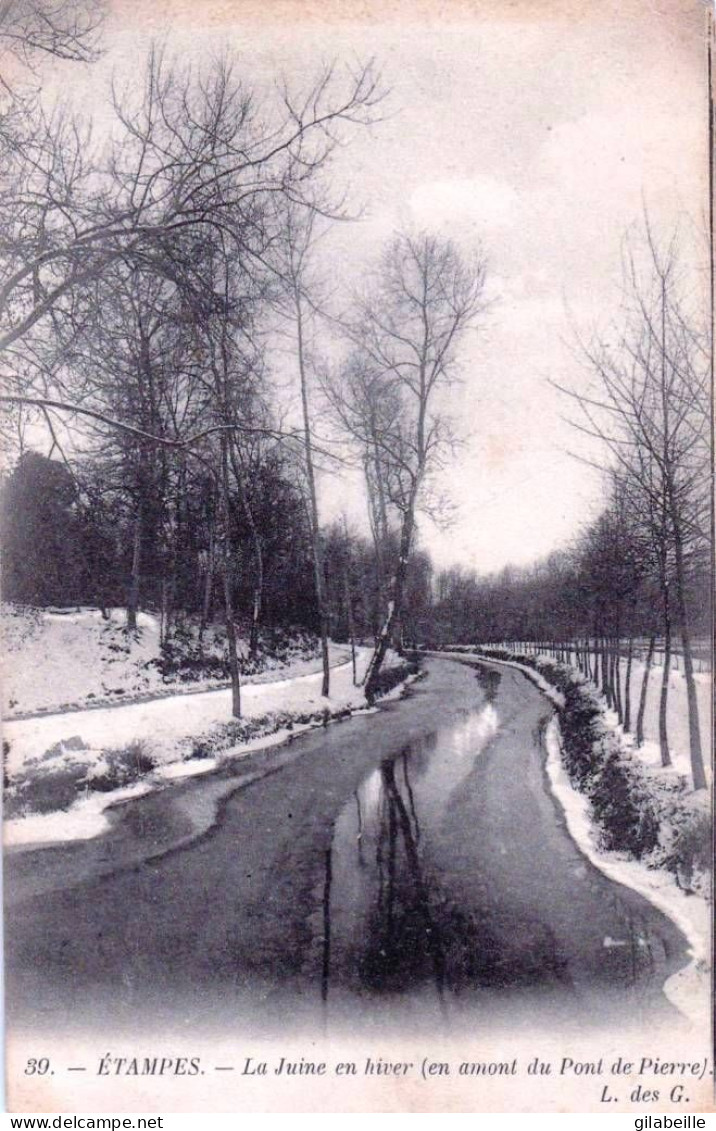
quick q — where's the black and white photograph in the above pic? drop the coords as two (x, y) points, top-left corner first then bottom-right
(1, 0), (713, 1113)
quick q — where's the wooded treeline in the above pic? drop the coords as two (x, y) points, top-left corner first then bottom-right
(1, 6), (488, 709)
(0, 4), (710, 754)
(431, 228), (712, 790)
(0, 448), (434, 650)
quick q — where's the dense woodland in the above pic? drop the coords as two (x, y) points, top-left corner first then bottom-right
(0, 3), (711, 789)
(0, 5), (486, 708)
(0, 447), (433, 652)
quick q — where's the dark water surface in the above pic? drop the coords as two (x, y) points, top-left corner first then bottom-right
(316, 664), (685, 1034)
(6, 659), (688, 1039)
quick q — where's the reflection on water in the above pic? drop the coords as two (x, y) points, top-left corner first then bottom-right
(473, 664), (502, 702)
(4, 662), (690, 1046)
(319, 677), (675, 1029)
(324, 703), (501, 1006)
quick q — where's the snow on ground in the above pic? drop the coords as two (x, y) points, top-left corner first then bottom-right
(4, 781), (158, 849)
(1, 605), (331, 717)
(2, 606), (164, 714)
(438, 645), (711, 1023)
(4, 645), (366, 777)
(614, 657), (712, 782)
(3, 645), (414, 849)
(530, 647), (712, 781)
(493, 644), (712, 783)
(545, 717), (710, 1030)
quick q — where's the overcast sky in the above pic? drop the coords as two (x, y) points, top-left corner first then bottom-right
(42, 0), (710, 575)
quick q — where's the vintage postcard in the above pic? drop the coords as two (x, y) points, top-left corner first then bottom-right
(1, 0), (713, 1114)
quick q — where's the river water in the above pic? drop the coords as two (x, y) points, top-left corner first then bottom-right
(6, 658), (689, 1041)
(313, 662), (685, 1035)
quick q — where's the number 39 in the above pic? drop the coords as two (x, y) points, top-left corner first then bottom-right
(24, 1058), (51, 1075)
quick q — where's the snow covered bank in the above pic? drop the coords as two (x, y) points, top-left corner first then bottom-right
(1, 604), (330, 717)
(480, 642), (711, 783)
(605, 655), (711, 784)
(450, 646), (710, 887)
(545, 717), (710, 1028)
(4, 648), (420, 848)
(435, 644), (711, 1018)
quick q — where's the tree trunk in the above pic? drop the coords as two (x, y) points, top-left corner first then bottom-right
(220, 437), (241, 718)
(126, 505), (143, 631)
(160, 576), (169, 648)
(676, 615), (706, 789)
(163, 516), (178, 645)
(223, 564), (241, 719)
(201, 518), (215, 635)
(611, 642), (622, 722)
(249, 590), (261, 661)
(636, 633), (656, 746)
(343, 555), (358, 686)
(659, 274), (706, 787)
(364, 447), (388, 614)
(613, 614), (623, 724)
(229, 445), (264, 662)
(658, 588), (672, 767)
(668, 506), (707, 789)
(601, 635), (611, 705)
(623, 634), (633, 733)
(295, 287), (330, 697)
(364, 500), (415, 701)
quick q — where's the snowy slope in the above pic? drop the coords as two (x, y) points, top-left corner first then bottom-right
(4, 647), (369, 779)
(495, 643), (712, 782)
(1, 605), (330, 716)
(614, 658), (712, 781)
(2, 607), (162, 714)
(3, 644), (414, 848)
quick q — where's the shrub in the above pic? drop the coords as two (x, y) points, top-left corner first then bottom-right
(86, 740), (157, 792)
(656, 800), (712, 895)
(588, 744), (661, 857)
(7, 766), (83, 815)
(368, 658), (421, 702)
(149, 622), (321, 683)
(188, 740), (213, 761)
(443, 642), (711, 891)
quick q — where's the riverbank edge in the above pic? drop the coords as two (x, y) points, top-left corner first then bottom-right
(431, 647), (711, 1026)
(5, 657), (423, 851)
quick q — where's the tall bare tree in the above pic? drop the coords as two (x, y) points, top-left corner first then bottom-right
(0, 49), (383, 430)
(273, 206), (332, 695)
(334, 232), (487, 698)
(0, 0), (104, 156)
(0, 0), (103, 65)
(559, 226), (710, 789)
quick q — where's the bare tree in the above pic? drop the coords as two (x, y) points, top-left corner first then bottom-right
(180, 229), (272, 719)
(69, 259), (193, 629)
(0, 0), (103, 65)
(0, 0), (104, 154)
(0, 49), (383, 423)
(559, 226), (710, 789)
(273, 206), (332, 696)
(333, 232), (486, 698)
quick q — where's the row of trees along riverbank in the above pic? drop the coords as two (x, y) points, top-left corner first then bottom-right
(430, 225), (712, 793)
(0, 5), (710, 749)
